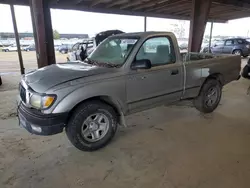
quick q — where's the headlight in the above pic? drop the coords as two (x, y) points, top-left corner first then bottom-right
(30, 94), (42, 109)
(30, 94), (56, 109)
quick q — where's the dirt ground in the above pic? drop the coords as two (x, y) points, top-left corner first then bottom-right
(0, 53), (250, 188)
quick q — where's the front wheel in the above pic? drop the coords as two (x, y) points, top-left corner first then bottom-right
(66, 101), (118, 151)
(194, 79), (222, 113)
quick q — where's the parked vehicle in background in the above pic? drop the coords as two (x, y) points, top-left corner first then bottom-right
(67, 30), (124, 61)
(210, 38), (250, 57)
(54, 45), (60, 51)
(200, 41), (219, 53)
(67, 40), (94, 61)
(58, 44), (73, 54)
(23, 44), (36, 52)
(2, 45), (17, 52)
(179, 42), (188, 50)
(94, 30), (124, 46)
(20, 45), (30, 50)
(18, 32), (241, 151)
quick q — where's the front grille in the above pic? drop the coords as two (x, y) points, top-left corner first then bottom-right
(20, 85), (26, 103)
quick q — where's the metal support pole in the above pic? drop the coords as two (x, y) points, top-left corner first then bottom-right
(10, 4), (25, 75)
(30, 2), (39, 59)
(30, 0), (55, 68)
(208, 22), (213, 53)
(144, 16), (147, 32)
(188, 0), (212, 52)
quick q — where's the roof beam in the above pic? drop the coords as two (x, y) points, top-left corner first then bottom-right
(0, 0), (229, 22)
(213, 9), (249, 17)
(132, 2), (157, 10)
(119, 1), (144, 9)
(173, 9), (191, 16)
(156, 2), (190, 13)
(106, 0), (128, 8)
(214, 0), (250, 7)
(132, 0), (175, 11)
(213, 0), (250, 10)
(75, 0), (84, 5)
(145, 0), (188, 12)
(91, 0), (112, 7)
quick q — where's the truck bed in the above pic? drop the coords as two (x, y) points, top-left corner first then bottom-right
(181, 52), (241, 99)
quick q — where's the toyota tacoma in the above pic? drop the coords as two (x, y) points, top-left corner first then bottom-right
(17, 32), (241, 151)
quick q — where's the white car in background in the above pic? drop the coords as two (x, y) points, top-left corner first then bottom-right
(2, 45), (17, 52)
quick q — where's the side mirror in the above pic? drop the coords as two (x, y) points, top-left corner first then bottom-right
(131, 59), (152, 70)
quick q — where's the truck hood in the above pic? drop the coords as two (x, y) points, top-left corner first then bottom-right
(24, 62), (115, 93)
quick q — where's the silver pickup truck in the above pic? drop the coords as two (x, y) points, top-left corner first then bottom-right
(17, 32), (241, 151)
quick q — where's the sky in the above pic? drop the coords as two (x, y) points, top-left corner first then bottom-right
(1, 4), (250, 38)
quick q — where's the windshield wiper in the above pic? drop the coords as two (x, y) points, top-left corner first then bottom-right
(84, 58), (120, 68)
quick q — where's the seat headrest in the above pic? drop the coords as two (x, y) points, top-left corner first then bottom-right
(157, 45), (170, 55)
(127, 44), (134, 51)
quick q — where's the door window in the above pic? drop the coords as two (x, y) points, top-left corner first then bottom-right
(136, 37), (176, 66)
(225, 40), (234, 46)
(214, 41), (224, 47)
(72, 43), (80, 51)
(236, 39), (246, 44)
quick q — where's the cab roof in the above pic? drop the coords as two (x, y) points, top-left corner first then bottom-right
(109, 31), (175, 39)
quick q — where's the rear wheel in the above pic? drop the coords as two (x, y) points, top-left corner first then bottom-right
(233, 49), (242, 56)
(66, 101), (118, 151)
(5, 49), (9, 52)
(194, 79), (222, 113)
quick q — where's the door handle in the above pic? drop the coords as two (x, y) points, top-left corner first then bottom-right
(171, 69), (179, 75)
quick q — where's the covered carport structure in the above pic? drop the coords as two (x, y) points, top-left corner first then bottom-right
(1, 0), (250, 70)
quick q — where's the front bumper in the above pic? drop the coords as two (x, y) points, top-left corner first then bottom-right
(18, 103), (68, 135)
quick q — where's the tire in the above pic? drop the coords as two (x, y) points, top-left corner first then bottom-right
(193, 79), (222, 113)
(5, 49), (9, 52)
(61, 50), (66, 54)
(26, 49), (30, 52)
(0, 76), (2, 86)
(243, 55), (248, 58)
(66, 101), (118, 151)
(233, 49), (242, 56)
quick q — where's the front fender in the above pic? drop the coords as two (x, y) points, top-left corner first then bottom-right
(51, 80), (127, 115)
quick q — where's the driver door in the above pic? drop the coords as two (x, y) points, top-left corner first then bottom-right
(211, 41), (224, 54)
(126, 36), (183, 113)
(223, 39), (234, 54)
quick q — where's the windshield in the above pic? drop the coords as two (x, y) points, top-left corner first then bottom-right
(88, 37), (139, 66)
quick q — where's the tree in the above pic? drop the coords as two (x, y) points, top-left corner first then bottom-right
(169, 21), (186, 38)
(53, 30), (60, 39)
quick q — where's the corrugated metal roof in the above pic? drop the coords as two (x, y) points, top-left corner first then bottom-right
(1, 0), (250, 22)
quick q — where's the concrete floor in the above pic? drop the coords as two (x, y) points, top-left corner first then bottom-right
(0, 76), (250, 188)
